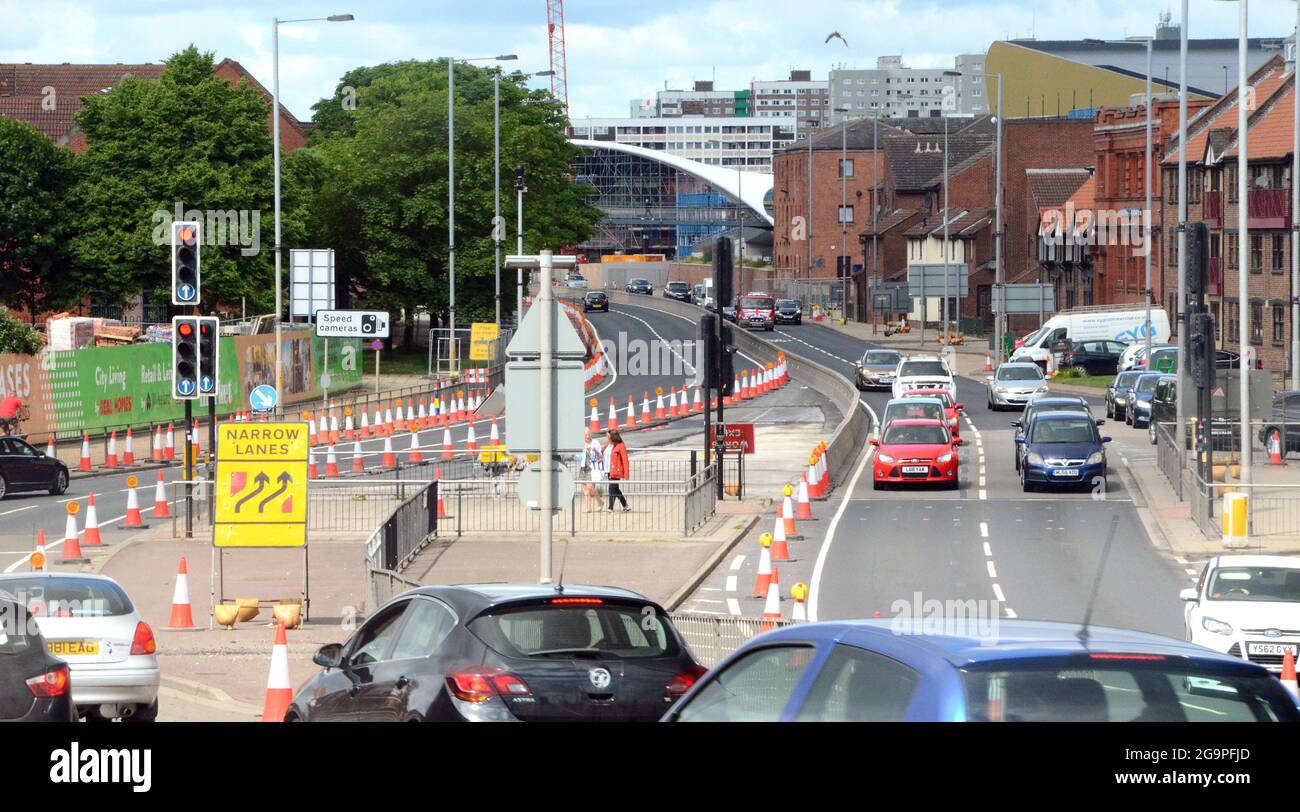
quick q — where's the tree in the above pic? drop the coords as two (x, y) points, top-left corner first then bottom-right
(0, 118), (78, 322)
(68, 46), (280, 312)
(0, 307), (44, 355)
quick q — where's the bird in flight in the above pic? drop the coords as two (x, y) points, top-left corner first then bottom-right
(825, 31), (848, 47)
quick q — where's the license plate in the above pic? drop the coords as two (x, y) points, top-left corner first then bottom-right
(1247, 642), (1299, 657)
(902, 465), (930, 474)
(48, 640), (99, 656)
(1051, 469), (1080, 477)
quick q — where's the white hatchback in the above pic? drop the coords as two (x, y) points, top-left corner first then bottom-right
(0, 572), (160, 721)
(892, 356), (957, 403)
(1182, 555), (1300, 674)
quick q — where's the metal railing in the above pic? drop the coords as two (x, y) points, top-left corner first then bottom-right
(362, 479), (438, 612)
(668, 613), (798, 668)
(1155, 421), (1183, 499)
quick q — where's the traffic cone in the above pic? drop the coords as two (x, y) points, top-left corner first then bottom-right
(1282, 650), (1299, 701)
(167, 557), (195, 629)
(122, 478), (149, 529)
(58, 516), (87, 564)
(740, 372), (750, 400)
(31, 530), (47, 572)
(164, 422), (175, 461)
(382, 435), (397, 468)
(466, 423), (478, 452)
(152, 426), (163, 461)
(82, 493), (103, 547)
(46, 435), (56, 460)
(655, 391), (666, 420)
(752, 533), (773, 597)
(489, 416), (500, 445)
(692, 386), (703, 414)
(325, 444), (340, 477)
(416, 400), (427, 429)
(589, 403), (601, 433)
(641, 392), (652, 424)
(760, 568), (782, 631)
(307, 448), (318, 479)
(407, 431), (423, 464)
(1267, 429), (1286, 466)
(782, 485), (799, 538)
(435, 467), (448, 519)
(344, 412), (356, 440)
(384, 404), (395, 432)
(153, 470), (171, 518)
(359, 409), (371, 439)
(405, 403), (416, 431)
(808, 454), (824, 499)
(261, 622), (292, 722)
(791, 583), (808, 622)
(327, 413), (339, 445)
(104, 431), (118, 468)
(668, 387), (679, 418)
(123, 428), (136, 465)
(625, 394), (637, 427)
(818, 447), (830, 494)
(191, 419), (202, 460)
(770, 515), (790, 562)
(607, 398), (619, 431)
(351, 440), (365, 473)
(78, 432), (92, 472)
(795, 475), (814, 520)
(441, 427), (454, 460)
(985, 352), (994, 372)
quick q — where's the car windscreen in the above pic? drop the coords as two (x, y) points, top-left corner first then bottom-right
(0, 577), (133, 618)
(1207, 567), (1300, 602)
(997, 366), (1043, 381)
(905, 391), (952, 408)
(1029, 418), (1096, 444)
(963, 660), (1295, 721)
(863, 351), (901, 366)
(886, 402), (943, 423)
(899, 361), (947, 378)
(1115, 372), (1141, 388)
(776, 300), (798, 308)
(468, 603), (679, 660)
(667, 282), (688, 291)
(882, 424), (948, 445)
(630, 279), (648, 285)
(738, 297), (773, 310)
(1135, 375), (1160, 393)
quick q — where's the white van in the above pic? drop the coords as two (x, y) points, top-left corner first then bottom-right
(1011, 305), (1169, 365)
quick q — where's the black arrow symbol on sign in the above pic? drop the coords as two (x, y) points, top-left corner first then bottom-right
(234, 472), (269, 513)
(259, 472), (293, 513)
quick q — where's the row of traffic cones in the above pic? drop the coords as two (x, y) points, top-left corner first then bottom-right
(28, 473), (166, 570)
(306, 416), (502, 478)
(307, 390), (491, 447)
(805, 442), (832, 499)
(68, 423), (181, 473)
(750, 479), (818, 629)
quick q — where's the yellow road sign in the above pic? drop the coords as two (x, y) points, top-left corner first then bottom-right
(469, 322), (500, 361)
(214, 423), (308, 548)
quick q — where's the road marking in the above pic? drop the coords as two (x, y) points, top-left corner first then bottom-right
(979, 476), (986, 487)
(979, 489), (987, 500)
(0, 505), (37, 517)
(727, 598), (741, 615)
(979, 522), (989, 537)
(987, 561), (997, 578)
(1004, 607), (1017, 618)
(992, 583), (1006, 602)
(692, 598), (724, 605)
(618, 302), (763, 367)
(730, 554), (745, 571)
(983, 542), (992, 556)
(725, 575), (738, 592)
(3, 510), (132, 573)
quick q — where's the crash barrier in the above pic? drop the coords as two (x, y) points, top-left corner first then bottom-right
(668, 613), (799, 668)
(602, 291), (868, 495)
(362, 480), (437, 613)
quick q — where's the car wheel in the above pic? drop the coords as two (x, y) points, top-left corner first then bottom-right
(49, 469), (68, 496)
(1149, 422), (1157, 445)
(1105, 401), (1113, 419)
(1072, 366), (1089, 376)
(1020, 470), (1034, 493)
(872, 477), (884, 491)
(0, 474), (6, 500)
(796, 318), (802, 325)
(123, 700), (159, 723)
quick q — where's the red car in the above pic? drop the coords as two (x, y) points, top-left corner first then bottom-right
(870, 418), (961, 490)
(902, 388), (963, 438)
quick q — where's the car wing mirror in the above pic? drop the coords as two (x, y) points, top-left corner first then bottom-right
(869, 438), (879, 446)
(1010, 420), (1021, 428)
(1095, 419), (1106, 426)
(1101, 436), (1112, 444)
(954, 403), (965, 412)
(313, 643), (344, 669)
(953, 438), (964, 446)
(1179, 588), (1198, 602)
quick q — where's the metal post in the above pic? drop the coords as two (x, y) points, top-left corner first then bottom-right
(517, 179), (526, 318)
(873, 114), (879, 333)
(1144, 38), (1154, 363)
(1236, 1), (1252, 507)
(448, 57), (457, 369)
(1176, 0), (1189, 446)
(1293, 0), (1300, 391)
(539, 250), (555, 583)
(994, 75), (1004, 361)
(943, 113), (950, 344)
(272, 18), (284, 410)
(841, 121), (848, 320)
(806, 127), (813, 282)
(184, 399), (193, 539)
(494, 72), (502, 327)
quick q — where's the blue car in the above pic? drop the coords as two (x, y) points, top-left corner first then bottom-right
(1126, 372), (1164, 428)
(662, 619), (1300, 722)
(1018, 410), (1109, 492)
(1010, 396), (1093, 473)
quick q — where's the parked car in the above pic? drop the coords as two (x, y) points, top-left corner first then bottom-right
(1062, 339), (1127, 376)
(721, 305), (737, 322)
(662, 619), (1300, 721)
(1146, 374), (1179, 444)
(1011, 397), (1096, 472)
(663, 281), (692, 303)
(692, 284), (707, 305)
(986, 362), (1048, 411)
(0, 573), (159, 721)
(870, 418), (961, 490)
(1105, 370), (1144, 420)
(0, 436), (69, 499)
(1017, 410), (1110, 492)
(1182, 555), (1300, 674)
(582, 291), (609, 313)
(0, 589), (76, 722)
(1118, 342), (1146, 373)
(891, 355), (956, 402)
(624, 278), (653, 295)
(736, 293), (776, 331)
(774, 299), (802, 325)
(1258, 390), (1300, 458)
(564, 274), (588, 290)
(855, 349), (904, 391)
(877, 397), (946, 439)
(1126, 372), (1164, 428)
(1011, 307), (1170, 366)
(286, 584), (705, 722)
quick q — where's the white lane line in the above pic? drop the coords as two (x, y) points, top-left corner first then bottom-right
(979, 522), (989, 537)
(983, 542), (992, 556)
(1005, 607), (1018, 619)
(0, 505), (38, 517)
(692, 598), (724, 605)
(986, 561), (998, 579)
(727, 598), (741, 615)
(979, 489), (987, 500)
(979, 476), (986, 487)
(3, 511), (131, 573)
(1184, 568), (1198, 576)
(730, 554), (745, 571)
(992, 583), (1006, 602)
(725, 575), (738, 592)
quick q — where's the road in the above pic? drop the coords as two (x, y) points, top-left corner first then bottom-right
(683, 320), (1197, 640)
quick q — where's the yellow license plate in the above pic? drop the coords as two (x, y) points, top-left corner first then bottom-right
(48, 640), (99, 656)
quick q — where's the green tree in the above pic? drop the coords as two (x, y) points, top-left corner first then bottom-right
(0, 307), (44, 355)
(68, 46), (280, 312)
(0, 118), (78, 322)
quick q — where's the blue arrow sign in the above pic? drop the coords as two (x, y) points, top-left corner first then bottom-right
(249, 384), (278, 412)
(177, 378), (196, 397)
(178, 284), (196, 301)
(199, 375), (215, 394)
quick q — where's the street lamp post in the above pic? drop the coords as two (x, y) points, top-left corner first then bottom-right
(271, 13), (352, 407)
(1234, 1), (1253, 501)
(833, 108), (850, 321)
(1177, 0), (1189, 450)
(1292, 0), (1300, 391)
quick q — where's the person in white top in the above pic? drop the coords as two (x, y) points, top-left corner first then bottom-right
(581, 430), (606, 512)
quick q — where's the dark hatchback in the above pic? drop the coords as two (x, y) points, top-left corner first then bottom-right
(0, 591), (76, 722)
(0, 436), (70, 499)
(1063, 339), (1126, 376)
(774, 299), (802, 325)
(624, 278), (653, 295)
(582, 291), (609, 312)
(663, 281), (692, 303)
(287, 584), (705, 722)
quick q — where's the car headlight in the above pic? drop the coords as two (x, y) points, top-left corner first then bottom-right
(1115, 395), (1128, 404)
(1026, 452), (1045, 466)
(1038, 385), (1048, 393)
(876, 453), (895, 464)
(936, 453), (954, 464)
(1136, 400), (1151, 411)
(1201, 616), (1233, 636)
(994, 385), (1008, 393)
(1086, 451), (1104, 465)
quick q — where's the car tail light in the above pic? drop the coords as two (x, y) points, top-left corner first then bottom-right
(448, 667), (532, 703)
(666, 664), (708, 699)
(130, 621), (157, 656)
(550, 597), (603, 605)
(27, 664), (70, 697)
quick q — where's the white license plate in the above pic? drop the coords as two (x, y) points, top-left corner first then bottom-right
(1051, 469), (1080, 477)
(902, 465), (930, 474)
(1247, 643), (1298, 656)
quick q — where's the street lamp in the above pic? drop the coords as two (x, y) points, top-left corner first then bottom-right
(1291, 1), (1300, 391)
(704, 135), (749, 293)
(867, 92), (912, 333)
(448, 53), (516, 365)
(271, 13), (353, 407)
(833, 107), (851, 321)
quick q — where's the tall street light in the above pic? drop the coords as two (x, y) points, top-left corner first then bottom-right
(1292, 0), (1300, 391)
(1229, 0), (1253, 501)
(867, 93), (911, 332)
(448, 53), (516, 363)
(1177, 0), (1189, 452)
(833, 107), (851, 321)
(271, 13), (352, 405)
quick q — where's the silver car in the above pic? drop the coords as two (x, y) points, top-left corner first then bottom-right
(0, 573), (160, 721)
(986, 362), (1049, 411)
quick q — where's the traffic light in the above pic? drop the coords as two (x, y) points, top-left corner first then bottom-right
(1185, 221), (1208, 297)
(171, 221), (201, 305)
(714, 235), (734, 310)
(172, 316), (199, 399)
(1186, 311), (1215, 387)
(719, 323), (735, 396)
(197, 316), (219, 397)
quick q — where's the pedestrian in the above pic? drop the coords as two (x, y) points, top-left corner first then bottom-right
(580, 429), (605, 512)
(605, 429), (630, 512)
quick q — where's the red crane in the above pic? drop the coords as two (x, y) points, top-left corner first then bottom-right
(545, 0), (569, 116)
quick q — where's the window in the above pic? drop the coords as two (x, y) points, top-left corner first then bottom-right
(1227, 233), (1238, 268)
(1167, 228), (1178, 264)
(838, 205), (854, 224)
(1273, 303), (1287, 344)
(839, 158), (854, 178)
(1213, 301), (1223, 342)
(1272, 234), (1286, 273)
(389, 598), (457, 661)
(1227, 299), (1239, 339)
(1251, 301), (1264, 345)
(348, 602), (409, 667)
(675, 645), (815, 722)
(1250, 234), (1263, 273)
(1227, 164), (1238, 202)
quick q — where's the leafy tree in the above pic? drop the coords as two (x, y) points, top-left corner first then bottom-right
(0, 307), (44, 355)
(0, 118), (78, 322)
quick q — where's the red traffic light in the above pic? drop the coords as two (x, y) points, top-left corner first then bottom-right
(178, 322), (193, 337)
(177, 225), (196, 243)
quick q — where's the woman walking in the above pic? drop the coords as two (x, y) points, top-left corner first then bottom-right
(605, 430), (630, 512)
(580, 429), (605, 512)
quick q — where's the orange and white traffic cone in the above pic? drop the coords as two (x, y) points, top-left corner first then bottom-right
(668, 387), (679, 418)
(46, 435), (56, 460)
(625, 394), (637, 428)
(435, 467), (449, 519)
(607, 398), (619, 431)
(31, 530), (46, 572)
(489, 416), (500, 445)
(82, 493), (103, 547)
(359, 409), (371, 439)
(152, 426), (163, 462)
(760, 567), (782, 631)
(641, 392), (652, 424)
(407, 431), (424, 464)
(325, 444), (340, 478)
(307, 448), (318, 480)
(351, 440), (365, 473)
(441, 427), (454, 460)
(752, 533), (774, 597)
(405, 403), (416, 432)
(191, 419), (202, 460)
(104, 431), (118, 468)
(808, 453), (825, 499)
(795, 475), (814, 520)
(78, 432), (92, 472)
(692, 386), (703, 414)
(1282, 650), (1299, 701)
(123, 428), (136, 465)
(770, 515), (790, 562)
(985, 352), (994, 372)
(416, 400), (427, 429)
(781, 485), (799, 539)
(466, 423), (478, 452)
(153, 470), (171, 518)
(261, 622), (292, 722)
(381, 434), (397, 469)
(58, 512), (88, 564)
(791, 583), (808, 622)
(167, 557), (196, 629)
(122, 477), (149, 529)
(654, 390), (666, 420)
(589, 403), (601, 433)
(1267, 429), (1286, 466)
(164, 422), (176, 461)
(344, 411), (356, 440)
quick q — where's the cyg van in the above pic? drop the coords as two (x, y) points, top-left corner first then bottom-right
(1011, 305), (1169, 366)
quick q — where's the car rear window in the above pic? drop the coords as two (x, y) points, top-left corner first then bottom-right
(0, 577), (133, 618)
(883, 424), (949, 445)
(963, 660), (1296, 721)
(899, 360), (947, 377)
(738, 297), (773, 309)
(469, 602), (680, 660)
(886, 403), (943, 423)
(905, 390), (952, 408)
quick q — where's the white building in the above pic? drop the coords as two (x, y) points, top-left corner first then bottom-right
(750, 70), (830, 136)
(569, 116), (798, 173)
(829, 54), (989, 124)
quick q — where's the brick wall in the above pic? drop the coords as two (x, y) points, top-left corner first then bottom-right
(773, 147), (884, 278)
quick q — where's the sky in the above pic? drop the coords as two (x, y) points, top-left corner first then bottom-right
(1, 0), (1295, 121)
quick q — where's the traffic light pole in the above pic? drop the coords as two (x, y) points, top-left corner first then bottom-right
(208, 395), (217, 526)
(184, 399), (193, 539)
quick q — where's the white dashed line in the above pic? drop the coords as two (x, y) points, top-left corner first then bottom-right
(725, 575), (738, 592)
(1005, 607), (1018, 618)
(979, 522), (989, 538)
(987, 561), (998, 579)
(979, 489), (987, 500)
(983, 542), (992, 556)
(730, 554), (745, 571)
(727, 598), (741, 615)
(992, 583), (1006, 602)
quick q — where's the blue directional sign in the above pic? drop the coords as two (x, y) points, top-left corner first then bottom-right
(177, 283), (196, 302)
(199, 374), (215, 395)
(177, 378), (196, 397)
(249, 384), (278, 412)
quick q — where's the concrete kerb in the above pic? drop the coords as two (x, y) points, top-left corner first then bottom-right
(664, 514), (761, 611)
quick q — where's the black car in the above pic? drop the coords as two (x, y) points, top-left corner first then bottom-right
(287, 584), (706, 722)
(722, 305), (737, 322)
(1062, 339), (1126, 376)
(0, 591), (76, 722)
(1260, 390), (1300, 458)
(774, 299), (802, 325)
(663, 281), (692, 303)
(625, 278), (653, 295)
(1146, 374), (1179, 444)
(0, 436), (69, 499)
(583, 291), (609, 312)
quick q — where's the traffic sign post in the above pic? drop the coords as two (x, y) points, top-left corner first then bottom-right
(249, 385), (278, 413)
(371, 339), (383, 393)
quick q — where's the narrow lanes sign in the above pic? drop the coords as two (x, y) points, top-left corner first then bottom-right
(214, 423), (309, 548)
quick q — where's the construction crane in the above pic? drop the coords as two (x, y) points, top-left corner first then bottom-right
(545, 0), (569, 117)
